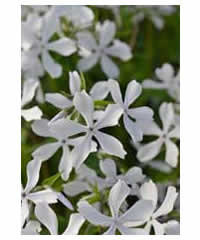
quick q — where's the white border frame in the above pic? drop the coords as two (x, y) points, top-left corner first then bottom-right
(5, 1), (200, 239)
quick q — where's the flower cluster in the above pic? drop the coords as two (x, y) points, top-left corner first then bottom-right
(21, 5), (180, 235)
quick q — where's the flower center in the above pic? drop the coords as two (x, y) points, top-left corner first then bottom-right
(61, 139), (67, 144)
(21, 192), (26, 198)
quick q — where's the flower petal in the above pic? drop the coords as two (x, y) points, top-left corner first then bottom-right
(128, 107), (153, 121)
(140, 180), (158, 208)
(168, 126), (180, 139)
(31, 119), (52, 137)
(78, 201), (112, 226)
(90, 81), (109, 100)
(49, 118), (87, 140)
(124, 80), (142, 107)
(32, 142), (60, 161)
(73, 91), (94, 127)
(76, 31), (97, 51)
(137, 138), (163, 162)
(108, 79), (123, 105)
(24, 159), (41, 193)
(35, 202), (58, 235)
(159, 102), (174, 133)
(123, 114), (143, 142)
(165, 139), (179, 167)
(21, 106), (42, 122)
(57, 6), (94, 28)
(119, 200), (154, 223)
(142, 79), (167, 89)
(27, 189), (58, 204)
(77, 53), (99, 72)
(69, 71), (81, 95)
(64, 181), (91, 196)
(95, 104), (123, 129)
(42, 50), (62, 78)
(71, 134), (95, 169)
(155, 63), (174, 82)
(22, 220), (41, 235)
(118, 225), (148, 235)
(136, 120), (162, 136)
(95, 130), (126, 158)
(152, 219), (165, 235)
(42, 10), (57, 43)
(100, 55), (119, 78)
(124, 167), (145, 184)
(45, 93), (72, 109)
(105, 39), (132, 61)
(109, 180), (130, 218)
(21, 199), (29, 227)
(47, 38), (76, 56)
(99, 159), (117, 178)
(57, 192), (73, 210)
(21, 79), (39, 107)
(103, 224), (116, 235)
(98, 20), (116, 47)
(62, 213), (85, 235)
(59, 145), (72, 181)
(164, 220), (180, 235)
(153, 186), (178, 218)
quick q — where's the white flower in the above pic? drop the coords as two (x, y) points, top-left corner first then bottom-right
(22, 10), (77, 78)
(46, 72), (110, 124)
(76, 20), (132, 78)
(57, 90), (126, 169)
(78, 180), (154, 235)
(64, 164), (105, 197)
(21, 5), (49, 19)
(21, 78), (43, 122)
(100, 159), (145, 193)
(52, 5), (94, 29)
(143, 63), (180, 102)
(45, 71), (79, 123)
(137, 102), (180, 167)
(35, 202), (85, 235)
(22, 49), (44, 79)
(21, 159), (58, 227)
(135, 180), (178, 235)
(31, 118), (85, 180)
(130, 6), (176, 30)
(109, 79), (154, 142)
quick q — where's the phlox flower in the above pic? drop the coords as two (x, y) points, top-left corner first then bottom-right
(35, 203), (85, 235)
(22, 10), (76, 78)
(125, 180), (178, 235)
(78, 180), (154, 235)
(63, 164), (105, 197)
(143, 63), (180, 102)
(53, 90), (126, 170)
(99, 159), (145, 196)
(76, 20), (132, 78)
(108, 79), (154, 142)
(45, 71), (110, 123)
(21, 159), (58, 227)
(137, 102), (180, 167)
(21, 79), (43, 121)
(31, 118), (97, 180)
(130, 6), (176, 30)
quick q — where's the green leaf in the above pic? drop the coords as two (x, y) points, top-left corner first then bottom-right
(42, 172), (62, 187)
